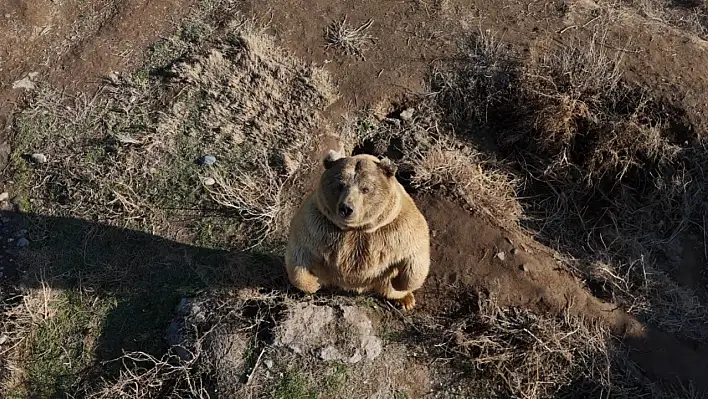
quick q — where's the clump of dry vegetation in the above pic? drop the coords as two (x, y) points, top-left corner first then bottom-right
(409, 292), (664, 398)
(428, 28), (708, 341)
(324, 17), (375, 58)
(627, 0), (708, 38)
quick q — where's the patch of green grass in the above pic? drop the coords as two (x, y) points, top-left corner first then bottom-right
(394, 390), (410, 399)
(22, 291), (113, 398)
(324, 363), (349, 396)
(356, 118), (377, 136)
(270, 370), (318, 399)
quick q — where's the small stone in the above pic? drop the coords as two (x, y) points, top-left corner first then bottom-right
(12, 76), (36, 90)
(198, 155), (216, 166)
(520, 264), (529, 272)
(399, 107), (414, 121)
(108, 71), (120, 85)
(495, 252), (506, 261)
(201, 177), (216, 186)
(264, 359), (274, 369)
(30, 153), (47, 164)
(282, 152), (300, 175)
(0, 334), (8, 345)
(318, 346), (343, 362)
(16, 238), (29, 247)
(510, 247), (518, 256)
(0, 192), (8, 202)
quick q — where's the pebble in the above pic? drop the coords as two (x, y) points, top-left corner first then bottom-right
(264, 359), (274, 369)
(0, 192), (8, 202)
(399, 107), (415, 121)
(30, 153), (48, 164)
(520, 264), (529, 272)
(198, 155), (216, 166)
(16, 238), (29, 248)
(510, 247), (518, 256)
(495, 252), (506, 261)
(201, 177), (216, 186)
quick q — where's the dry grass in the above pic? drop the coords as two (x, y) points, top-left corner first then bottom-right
(391, 291), (666, 398)
(324, 17), (375, 58)
(429, 27), (708, 342)
(627, 0), (708, 38)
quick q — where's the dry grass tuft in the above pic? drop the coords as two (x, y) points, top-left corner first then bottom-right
(629, 0), (708, 39)
(324, 17), (375, 58)
(83, 351), (209, 399)
(411, 293), (664, 398)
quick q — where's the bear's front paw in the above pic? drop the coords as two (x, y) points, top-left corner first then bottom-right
(394, 292), (416, 311)
(296, 279), (321, 294)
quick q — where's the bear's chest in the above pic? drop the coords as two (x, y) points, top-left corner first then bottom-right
(322, 230), (392, 277)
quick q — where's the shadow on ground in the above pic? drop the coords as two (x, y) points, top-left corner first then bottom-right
(1, 210), (287, 396)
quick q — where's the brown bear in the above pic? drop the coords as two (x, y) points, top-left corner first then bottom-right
(285, 150), (430, 310)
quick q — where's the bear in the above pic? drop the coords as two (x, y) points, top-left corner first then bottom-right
(285, 150), (430, 311)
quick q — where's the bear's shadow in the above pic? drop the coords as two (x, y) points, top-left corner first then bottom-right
(3, 210), (286, 395)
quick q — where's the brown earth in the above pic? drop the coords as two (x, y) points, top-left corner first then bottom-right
(2, 0), (708, 395)
(415, 196), (708, 393)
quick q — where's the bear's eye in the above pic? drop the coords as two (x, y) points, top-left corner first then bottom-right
(336, 183), (345, 191)
(361, 187), (370, 194)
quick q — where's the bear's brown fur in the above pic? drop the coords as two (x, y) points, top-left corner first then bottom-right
(285, 150), (430, 310)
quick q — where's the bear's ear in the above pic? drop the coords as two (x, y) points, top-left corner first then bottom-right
(378, 158), (397, 177)
(323, 150), (344, 169)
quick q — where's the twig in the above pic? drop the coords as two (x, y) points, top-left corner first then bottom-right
(246, 347), (267, 385)
(558, 25), (577, 34)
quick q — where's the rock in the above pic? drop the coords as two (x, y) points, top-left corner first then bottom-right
(496, 252), (506, 261)
(282, 152), (300, 175)
(520, 264), (529, 272)
(12, 76), (37, 90)
(275, 303), (383, 364)
(264, 359), (274, 369)
(318, 346), (343, 361)
(399, 107), (414, 121)
(107, 71), (120, 85)
(201, 177), (216, 186)
(198, 155), (216, 166)
(510, 247), (518, 256)
(30, 153), (47, 164)
(0, 192), (8, 202)
(16, 238), (29, 248)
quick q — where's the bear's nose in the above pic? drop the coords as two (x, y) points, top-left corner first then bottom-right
(338, 203), (353, 218)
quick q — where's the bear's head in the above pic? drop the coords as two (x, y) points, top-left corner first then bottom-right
(316, 150), (400, 230)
